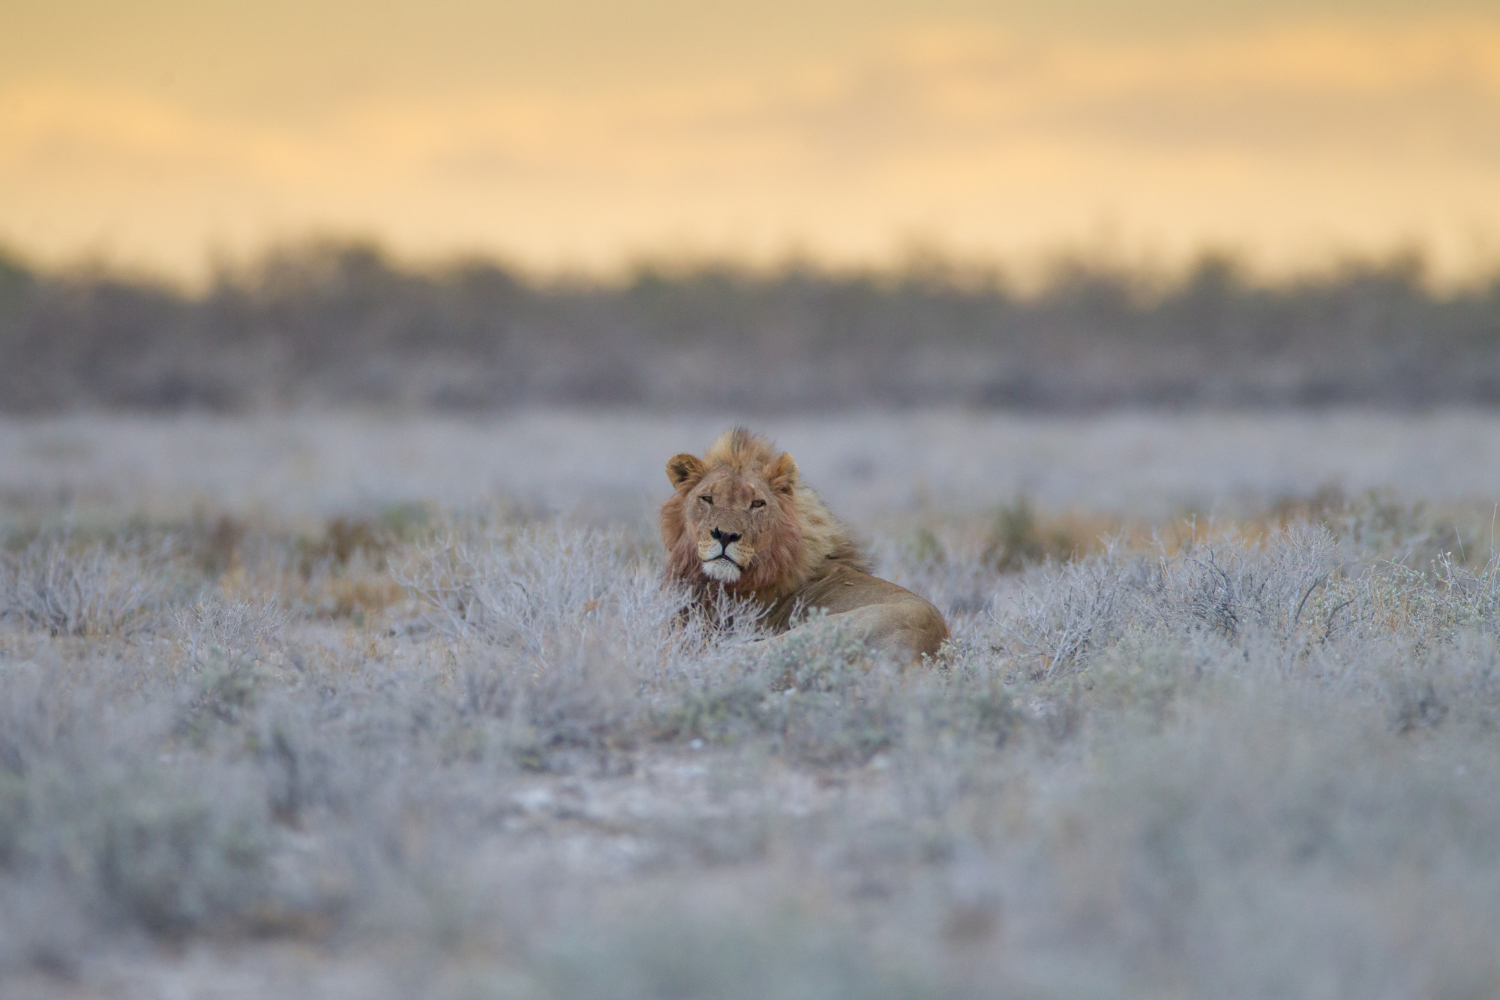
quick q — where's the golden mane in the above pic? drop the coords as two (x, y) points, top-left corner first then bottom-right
(661, 427), (868, 602)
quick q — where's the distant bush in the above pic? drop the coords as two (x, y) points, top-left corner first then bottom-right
(1, 241), (1497, 412)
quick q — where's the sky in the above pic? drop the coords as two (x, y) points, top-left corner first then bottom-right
(2, 0), (1498, 283)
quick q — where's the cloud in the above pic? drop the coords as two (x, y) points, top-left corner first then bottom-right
(2, 16), (1498, 277)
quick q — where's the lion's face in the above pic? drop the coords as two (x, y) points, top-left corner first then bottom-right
(680, 467), (777, 584)
(661, 441), (802, 592)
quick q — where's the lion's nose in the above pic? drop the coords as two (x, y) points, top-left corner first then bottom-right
(710, 528), (741, 544)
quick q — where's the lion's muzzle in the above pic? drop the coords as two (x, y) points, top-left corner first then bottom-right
(699, 536), (751, 584)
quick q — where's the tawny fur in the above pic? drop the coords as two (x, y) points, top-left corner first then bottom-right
(661, 428), (949, 663)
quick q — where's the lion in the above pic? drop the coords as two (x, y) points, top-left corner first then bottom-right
(660, 427), (949, 664)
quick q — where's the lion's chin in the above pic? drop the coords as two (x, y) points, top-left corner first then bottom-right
(701, 559), (743, 584)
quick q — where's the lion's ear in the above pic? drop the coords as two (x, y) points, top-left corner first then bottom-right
(666, 453), (707, 488)
(767, 452), (798, 495)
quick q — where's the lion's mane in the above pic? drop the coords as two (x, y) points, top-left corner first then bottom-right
(659, 428), (868, 602)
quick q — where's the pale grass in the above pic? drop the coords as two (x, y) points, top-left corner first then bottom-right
(0, 491), (1497, 999)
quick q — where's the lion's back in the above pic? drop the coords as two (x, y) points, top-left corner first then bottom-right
(766, 562), (950, 659)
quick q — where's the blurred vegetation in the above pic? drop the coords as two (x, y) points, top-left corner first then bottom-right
(0, 240), (1496, 413)
(981, 498), (1094, 571)
(4, 499), (1500, 994)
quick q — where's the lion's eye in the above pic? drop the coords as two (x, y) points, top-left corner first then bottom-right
(699, 495), (713, 505)
(750, 499), (766, 509)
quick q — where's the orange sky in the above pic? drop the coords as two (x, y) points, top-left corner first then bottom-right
(2, 1), (1498, 283)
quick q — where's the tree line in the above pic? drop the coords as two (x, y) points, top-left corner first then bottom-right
(1, 241), (1496, 413)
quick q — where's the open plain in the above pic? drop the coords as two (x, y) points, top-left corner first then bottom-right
(3, 410), (1500, 999)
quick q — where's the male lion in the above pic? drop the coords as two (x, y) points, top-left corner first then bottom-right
(661, 428), (949, 663)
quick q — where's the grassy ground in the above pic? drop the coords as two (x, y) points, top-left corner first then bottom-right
(2, 418), (1500, 998)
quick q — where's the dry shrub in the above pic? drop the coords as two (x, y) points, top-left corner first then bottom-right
(0, 536), (184, 636)
(395, 524), (699, 768)
(1011, 703), (1500, 998)
(992, 519), (1500, 681)
(172, 596), (292, 738)
(394, 523), (672, 654)
(0, 666), (283, 955)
